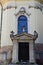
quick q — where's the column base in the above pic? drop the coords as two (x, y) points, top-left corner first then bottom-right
(29, 62), (35, 64)
(29, 60), (35, 64)
(29, 63), (38, 65)
(29, 57), (35, 64)
(12, 60), (19, 63)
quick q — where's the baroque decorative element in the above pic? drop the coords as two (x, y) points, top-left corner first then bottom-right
(29, 5), (42, 11)
(10, 31), (14, 41)
(28, 2), (43, 11)
(15, 7), (31, 16)
(3, 5), (17, 11)
(34, 31), (38, 40)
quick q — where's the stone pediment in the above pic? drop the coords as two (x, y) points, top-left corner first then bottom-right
(13, 33), (35, 40)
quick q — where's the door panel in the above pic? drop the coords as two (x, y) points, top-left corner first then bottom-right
(18, 42), (29, 62)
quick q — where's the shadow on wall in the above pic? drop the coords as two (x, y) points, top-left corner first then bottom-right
(36, 59), (43, 65)
(35, 52), (43, 65)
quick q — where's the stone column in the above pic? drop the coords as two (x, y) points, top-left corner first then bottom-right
(29, 41), (35, 63)
(12, 40), (18, 63)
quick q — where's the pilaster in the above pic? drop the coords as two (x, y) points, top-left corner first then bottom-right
(12, 40), (18, 63)
(29, 40), (35, 63)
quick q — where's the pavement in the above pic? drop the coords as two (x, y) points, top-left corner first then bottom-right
(0, 62), (38, 65)
(8, 63), (38, 65)
(0, 63), (38, 65)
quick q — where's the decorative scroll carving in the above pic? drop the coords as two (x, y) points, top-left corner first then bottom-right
(3, 6), (17, 11)
(29, 5), (42, 11)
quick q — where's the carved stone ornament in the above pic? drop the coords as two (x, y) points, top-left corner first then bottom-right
(29, 5), (42, 11)
(28, 2), (43, 11)
(10, 32), (38, 42)
(15, 7), (31, 16)
(3, 5), (17, 11)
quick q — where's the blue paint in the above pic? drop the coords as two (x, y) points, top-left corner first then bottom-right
(18, 15), (28, 34)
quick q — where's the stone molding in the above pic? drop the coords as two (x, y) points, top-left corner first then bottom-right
(28, 1), (43, 11)
(1, 1), (43, 11)
(0, 0), (43, 5)
(3, 6), (17, 11)
(10, 33), (38, 42)
(15, 7), (31, 17)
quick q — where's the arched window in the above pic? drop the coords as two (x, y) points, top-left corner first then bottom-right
(18, 15), (28, 34)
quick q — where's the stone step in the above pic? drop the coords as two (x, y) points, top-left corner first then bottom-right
(8, 63), (38, 65)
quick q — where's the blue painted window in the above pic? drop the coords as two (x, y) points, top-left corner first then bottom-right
(18, 15), (28, 34)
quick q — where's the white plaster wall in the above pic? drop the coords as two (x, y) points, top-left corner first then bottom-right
(29, 8), (43, 43)
(1, 1), (43, 46)
(1, 1), (16, 46)
(33, 9), (43, 43)
(29, 8), (36, 34)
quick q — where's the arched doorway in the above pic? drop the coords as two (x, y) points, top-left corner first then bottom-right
(18, 15), (28, 34)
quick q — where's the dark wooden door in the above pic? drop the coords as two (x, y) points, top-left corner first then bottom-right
(18, 42), (29, 62)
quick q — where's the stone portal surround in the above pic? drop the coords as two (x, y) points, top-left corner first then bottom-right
(12, 40), (35, 63)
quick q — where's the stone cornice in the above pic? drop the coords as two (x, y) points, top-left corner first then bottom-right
(0, 0), (43, 11)
(2, 1), (43, 11)
(10, 32), (38, 42)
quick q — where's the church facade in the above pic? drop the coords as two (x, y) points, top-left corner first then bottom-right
(0, 0), (43, 64)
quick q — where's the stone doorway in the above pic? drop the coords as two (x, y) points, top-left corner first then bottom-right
(18, 42), (29, 62)
(11, 33), (37, 63)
